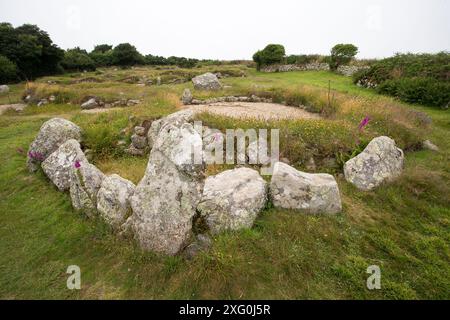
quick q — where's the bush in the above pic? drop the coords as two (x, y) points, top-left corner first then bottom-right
(253, 44), (286, 70)
(354, 52), (450, 108)
(286, 54), (321, 65)
(330, 44), (358, 70)
(61, 48), (96, 72)
(376, 78), (450, 108)
(111, 43), (144, 67)
(0, 55), (18, 83)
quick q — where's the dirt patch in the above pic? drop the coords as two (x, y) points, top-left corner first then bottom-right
(185, 102), (321, 121)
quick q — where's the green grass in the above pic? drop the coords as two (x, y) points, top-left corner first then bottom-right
(0, 66), (449, 299)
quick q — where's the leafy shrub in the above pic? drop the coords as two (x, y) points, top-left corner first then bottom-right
(61, 48), (96, 72)
(354, 53), (450, 107)
(286, 54), (321, 65)
(330, 44), (358, 70)
(0, 54), (18, 83)
(253, 44), (286, 70)
(376, 77), (450, 107)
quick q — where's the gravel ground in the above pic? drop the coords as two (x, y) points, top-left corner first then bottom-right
(185, 102), (321, 121)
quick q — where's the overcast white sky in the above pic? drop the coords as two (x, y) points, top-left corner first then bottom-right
(1, 0), (449, 60)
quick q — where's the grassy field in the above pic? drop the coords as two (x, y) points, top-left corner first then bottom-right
(0, 66), (449, 299)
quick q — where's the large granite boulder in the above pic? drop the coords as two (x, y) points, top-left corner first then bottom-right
(41, 139), (87, 192)
(147, 109), (195, 149)
(27, 118), (82, 172)
(69, 162), (105, 217)
(129, 121), (204, 255)
(97, 174), (135, 228)
(192, 73), (222, 90)
(197, 168), (268, 234)
(269, 162), (342, 214)
(344, 136), (404, 191)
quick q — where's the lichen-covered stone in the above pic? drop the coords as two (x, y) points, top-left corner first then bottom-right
(129, 121), (204, 255)
(97, 174), (135, 228)
(69, 163), (105, 217)
(198, 168), (267, 234)
(192, 73), (222, 90)
(27, 118), (82, 172)
(270, 162), (342, 214)
(41, 139), (87, 191)
(344, 136), (404, 191)
(147, 109), (195, 149)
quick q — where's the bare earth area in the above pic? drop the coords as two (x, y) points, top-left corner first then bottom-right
(185, 102), (321, 120)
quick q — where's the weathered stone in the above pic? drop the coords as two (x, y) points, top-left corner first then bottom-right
(97, 174), (136, 228)
(128, 121), (204, 255)
(423, 140), (439, 152)
(147, 109), (195, 149)
(131, 134), (148, 149)
(134, 126), (146, 136)
(270, 162), (342, 214)
(181, 88), (193, 105)
(41, 139), (87, 191)
(125, 145), (146, 156)
(192, 73), (222, 90)
(198, 168), (267, 234)
(0, 85), (9, 94)
(127, 99), (140, 106)
(344, 136), (404, 191)
(81, 98), (99, 109)
(69, 162), (105, 217)
(27, 118), (82, 172)
(183, 234), (212, 260)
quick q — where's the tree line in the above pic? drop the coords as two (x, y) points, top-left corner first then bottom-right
(0, 22), (205, 83)
(252, 43), (358, 71)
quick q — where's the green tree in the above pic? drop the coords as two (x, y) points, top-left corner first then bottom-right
(0, 22), (63, 79)
(92, 44), (113, 54)
(330, 43), (358, 70)
(61, 48), (96, 72)
(252, 50), (262, 71)
(111, 43), (143, 66)
(252, 44), (286, 70)
(0, 55), (18, 83)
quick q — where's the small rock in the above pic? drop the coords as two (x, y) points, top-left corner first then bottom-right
(0, 85), (10, 94)
(49, 95), (56, 102)
(81, 98), (99, 110)
(181, 88), (193, 105)
(37, 99), (48, 107)
(422, 140), (439, 152)
(131, 134), (148, 149)
(125, 145), (145, 156)
(306, 157), (316, 171)
(134, 126), (146, 136)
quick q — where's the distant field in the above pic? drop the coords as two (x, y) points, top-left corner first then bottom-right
(0, 66), (448, 299)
